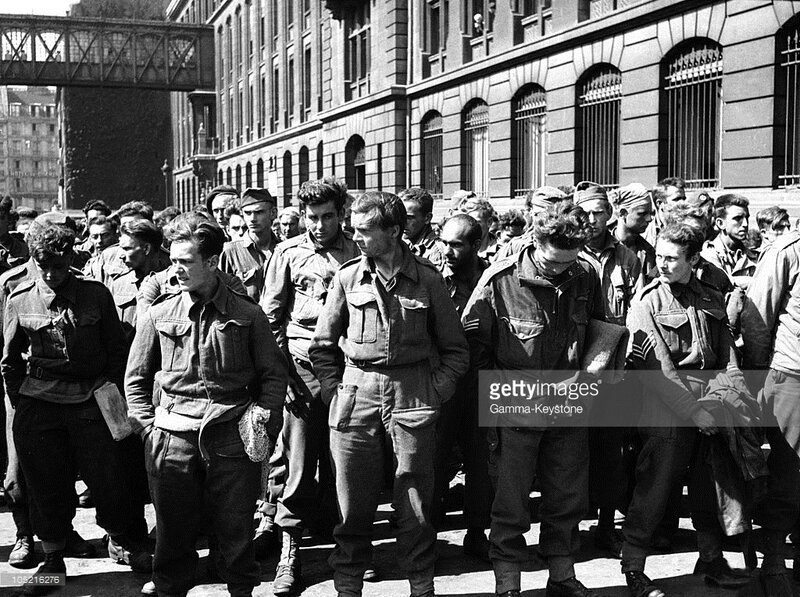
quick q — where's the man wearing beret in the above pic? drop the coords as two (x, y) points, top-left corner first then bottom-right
(206, 185), (240, 232)
(219, 188), (279, 302)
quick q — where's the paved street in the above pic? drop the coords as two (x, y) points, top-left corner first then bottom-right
(0, 483), (785, 597)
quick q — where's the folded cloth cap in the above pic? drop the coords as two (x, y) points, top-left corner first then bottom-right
(527, 186), (567, 212)
(573, 181), (608, 205)
(611, 183), (653, 212)
(240, 187), (276, 208)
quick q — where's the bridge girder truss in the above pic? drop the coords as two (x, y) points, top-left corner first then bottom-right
(0, 14), (215, 91)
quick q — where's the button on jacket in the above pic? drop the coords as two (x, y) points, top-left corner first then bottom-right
(742, 231), (800, 372)
(125, 280), (288, 439)
(218, 232), (277, 302)
(579, 232), (641, 326)
(2, 274), (128, 405)
(461, 248), (605, 374)
(627, 276), (740, 427)
(261, 230), (360, 361)
(309, 242), (469, 408)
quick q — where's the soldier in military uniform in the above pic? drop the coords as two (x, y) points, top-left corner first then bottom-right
(574, 182), (641, 557)
(125, 213), (288, 597)
(610, 183), (656, 292)
(400, 187), (443, 266)
(309, 191), (468, 597)
(2, 223), (142, 595)
(431, 213), (492, 558)
(461, 201), (604, 597)
(219, 188), (279, 302)
(2, 214), (101, 571)
(622, 222), (750, 597)
(261, 177), (361, 594)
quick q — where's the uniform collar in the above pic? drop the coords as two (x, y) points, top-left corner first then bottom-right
(181, 276), (229, 315)
(585, 231), (618, 255)
(516, 246), (584, 288)
(36, 272), (78, 307)
(358, 242), (419, 284)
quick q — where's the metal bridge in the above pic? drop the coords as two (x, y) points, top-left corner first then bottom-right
(0, 14), (214, 91)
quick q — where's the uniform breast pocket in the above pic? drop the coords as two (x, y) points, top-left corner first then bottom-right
(398, 295), (429, 344)
(19, 314), (63, 359)
(498, 316), (545, 367)
(654, 311), (691, 356)
(346, 291), (379, 344)
(212, 318), (252, 372)
(154, 320), (192, 371)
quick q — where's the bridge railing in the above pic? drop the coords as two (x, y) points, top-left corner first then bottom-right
(0, 14), (215, 90)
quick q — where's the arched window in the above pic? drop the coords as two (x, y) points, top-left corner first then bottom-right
(661, 39), (723, 188)
(283, 151), (293, 206)
(217, 169), (223, 186)
(317, 141), (324, 179)
(226, 167), (232, 186)
(421, 111), (443, 200)
(257, 158), (264, 186)
(345, 135), (366, 193)
(778, 19), (800, 186)
(299, 146), (310, 185)
(245, 161), (253, 187)
(462, 100), (490, 197)
(512, 85), (547, 198)
(235, 164), (242, 190)
(577, 66), (621, 187)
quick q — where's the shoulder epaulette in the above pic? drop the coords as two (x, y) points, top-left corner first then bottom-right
(481, 256), (517, 281)
(412, 252), (439, 271)
(339, 255), (363, 270)
(150, 291), (181, 308)
(0, 262), (29, 287)
(638, 277), (662, 297)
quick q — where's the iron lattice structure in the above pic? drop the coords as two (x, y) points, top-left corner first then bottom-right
(0, 14), (214, 91)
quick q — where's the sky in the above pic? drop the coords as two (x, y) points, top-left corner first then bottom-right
(1, 0), (74, 16)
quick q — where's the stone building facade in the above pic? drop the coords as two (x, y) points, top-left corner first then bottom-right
(169, 0), (800, 216)
(0, 86), (59, 212)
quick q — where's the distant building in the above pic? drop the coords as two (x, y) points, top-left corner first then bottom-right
(168, 0), (800, 217)
(0, 86), (60, 212)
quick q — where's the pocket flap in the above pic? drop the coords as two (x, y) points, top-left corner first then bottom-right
(346, 291), (377, 308)
(398, 296), (429, 310)
(77, 309), (101, 326)
(19, 315), (51, 331)
(155, 320), (191, 337)
(701, 308), (726, 321)
(655, 312), (689, 329)
(504, 317), (544, 340)
(215, 318), (252, 330)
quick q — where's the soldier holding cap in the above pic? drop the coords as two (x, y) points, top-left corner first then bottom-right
(219, 188), (279, 302)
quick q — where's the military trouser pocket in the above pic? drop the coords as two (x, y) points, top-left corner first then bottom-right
(144, 427), (172, 476)
(329, 384), (358, 430)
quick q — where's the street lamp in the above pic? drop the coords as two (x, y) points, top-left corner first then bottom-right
(161, 159), (172, 207)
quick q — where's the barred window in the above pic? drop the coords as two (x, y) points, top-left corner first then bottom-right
(462, 100), (490, 197)
(512, 85), (546, 199)
(577, 66), (621, 187)
(662, 40), (723, 189)
(345, 135), (366, 193)
(421, 112), (443, 201)
(780, 22), (800, 187)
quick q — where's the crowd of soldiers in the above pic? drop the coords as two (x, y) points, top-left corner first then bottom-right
(0, 176), (798, 597)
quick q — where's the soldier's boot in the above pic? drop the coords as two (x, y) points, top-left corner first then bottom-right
(272, 530), (301, 596)
(761, 530), (794, 597)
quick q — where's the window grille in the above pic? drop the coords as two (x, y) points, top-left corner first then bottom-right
(462, 101), (490, 197)
(421, 112), (443, 200)
(512, 87), (546, 199)
(781, 25), (800, 187)
(578, 67), (621, 187)
(664, 42), (722, 189)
